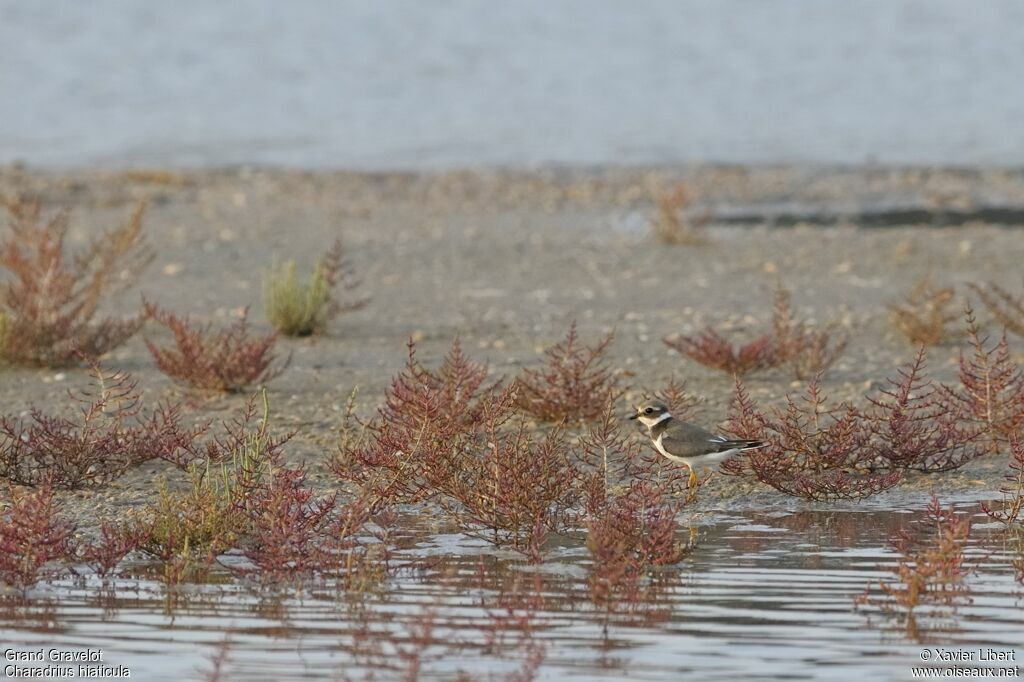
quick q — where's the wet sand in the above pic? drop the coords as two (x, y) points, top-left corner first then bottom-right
(2, 163), (1023, 528)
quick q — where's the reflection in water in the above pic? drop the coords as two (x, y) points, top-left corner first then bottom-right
(854, 499), (975, 644)
(0, 505), (1020, 681)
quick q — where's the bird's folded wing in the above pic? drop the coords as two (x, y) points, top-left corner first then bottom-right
(659, 434), (715, 458)
(662, 434), (758, 458)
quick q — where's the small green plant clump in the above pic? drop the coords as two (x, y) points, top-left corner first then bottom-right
(135, 391), (387, 587)
(262, 238), (364, 337)
(137, 394), (285, 584)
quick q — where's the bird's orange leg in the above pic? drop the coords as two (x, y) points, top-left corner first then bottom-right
(687, 464), (698, 488)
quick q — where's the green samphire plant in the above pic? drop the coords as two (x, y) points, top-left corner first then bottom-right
(262, 238), (364, 336)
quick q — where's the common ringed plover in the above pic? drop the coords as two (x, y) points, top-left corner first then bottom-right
(631, 399), (765, 486)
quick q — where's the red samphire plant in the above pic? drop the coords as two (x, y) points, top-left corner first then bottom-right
(969, 278), (1024, 338)
(938, 306), (1024, 452)
(332, 338), (506, 506)
(0, 362), (203, 488)
(770, 287), (848, 380)
(724, 378), (902, 500)
(864, 347), (984, 472)
(0, 197), (151, 367)
(586, 479), (689, 607)
(514, 321), (625, 423)
(663, 327), (778, 377)
(664, 288), (847, 379)
(0, 483), (75, 589)
(144, 301), (286, 392)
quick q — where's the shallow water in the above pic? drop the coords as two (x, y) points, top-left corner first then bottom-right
(2, 504), (1021, 681)
(2, 1), (1024, 168)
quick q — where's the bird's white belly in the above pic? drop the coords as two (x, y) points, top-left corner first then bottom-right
(652, 433), (687, 463)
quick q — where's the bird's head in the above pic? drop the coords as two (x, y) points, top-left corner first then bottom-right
(630, 400), (671, 427)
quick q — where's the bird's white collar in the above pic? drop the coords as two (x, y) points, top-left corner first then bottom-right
(637, 412), (673, 428)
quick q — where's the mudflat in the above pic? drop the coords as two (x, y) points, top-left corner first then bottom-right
(3, 163), (1023, 526)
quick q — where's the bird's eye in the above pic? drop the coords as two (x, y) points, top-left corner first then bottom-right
(644, 407), (654, 414)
